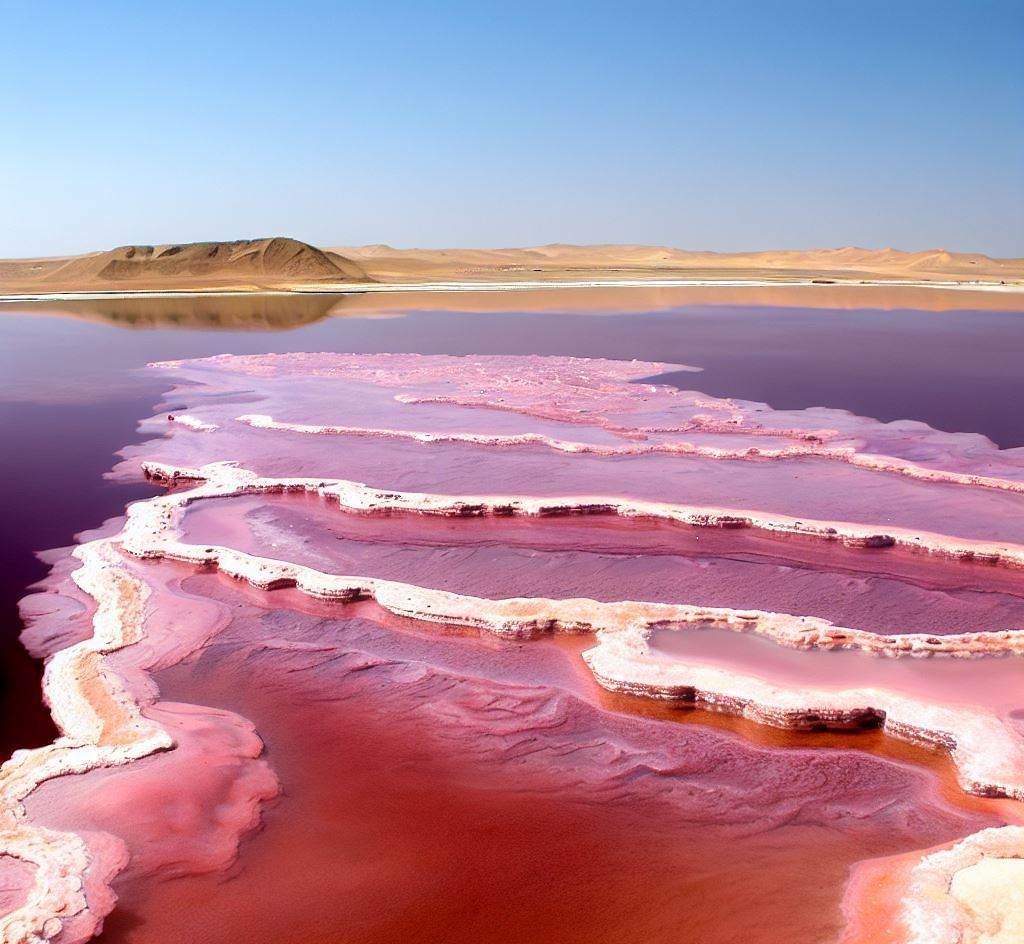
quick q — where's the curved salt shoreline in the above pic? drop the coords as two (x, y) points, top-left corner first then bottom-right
(4, 459), (1024, 943)
(0, 540), (172, 943)
(235, 412), (1024, 496)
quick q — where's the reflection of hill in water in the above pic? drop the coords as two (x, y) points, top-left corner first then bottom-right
(4, 283), (1021, 331)
(7, 294), (381, 330)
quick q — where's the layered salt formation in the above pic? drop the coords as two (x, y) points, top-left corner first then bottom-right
(2, 353), (1023, 943)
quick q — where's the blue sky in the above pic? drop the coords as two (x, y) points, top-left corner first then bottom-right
(1, 0), (1021, 256)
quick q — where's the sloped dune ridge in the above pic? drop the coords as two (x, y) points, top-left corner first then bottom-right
(3, 353), (1024, 943)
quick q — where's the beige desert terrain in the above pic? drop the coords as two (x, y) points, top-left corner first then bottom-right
(1, 237), (1022, 298)
(335, 242), (1024, 286)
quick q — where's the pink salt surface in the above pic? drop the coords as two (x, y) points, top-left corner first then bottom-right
(122, 353), (1024, 546)
(180, 493), (1024, 636)
(0, 855), (34, 917)
(95, 576), (1010, 944)
(8, 353), (1024, 944)
(152, 352), (1024, 480)
(649, 628), (1024, 721)
(148, 433), (1024, 544)
(153, 351), (1024, 481)
(242, 374), (633, 447)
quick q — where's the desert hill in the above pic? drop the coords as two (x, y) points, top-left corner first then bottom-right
(0, 237), (372, 293)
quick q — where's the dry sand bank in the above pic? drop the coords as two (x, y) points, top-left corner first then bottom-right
(1, 238), (1021, 299)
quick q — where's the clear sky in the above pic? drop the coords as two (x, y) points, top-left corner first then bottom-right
(1, 0), (1021, 257)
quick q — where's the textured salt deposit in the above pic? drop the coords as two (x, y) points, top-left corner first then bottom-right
(2, 353), (1023, 944)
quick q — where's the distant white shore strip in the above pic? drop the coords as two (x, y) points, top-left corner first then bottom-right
(1, 276), (1023, 304)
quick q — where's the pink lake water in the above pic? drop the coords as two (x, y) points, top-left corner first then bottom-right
(2, 286), (1024, 944)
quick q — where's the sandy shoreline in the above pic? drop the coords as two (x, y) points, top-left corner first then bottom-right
(3, 275), (1024, 304)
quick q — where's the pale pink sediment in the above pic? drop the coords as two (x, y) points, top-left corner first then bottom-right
(236, 412), (1024, 496)
(901, 825), (1024, 944)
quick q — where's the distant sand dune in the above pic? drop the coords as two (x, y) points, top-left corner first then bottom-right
(334, 242), (1024, 284)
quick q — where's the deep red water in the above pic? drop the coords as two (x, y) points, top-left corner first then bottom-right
(98, 580), (1011, 944)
